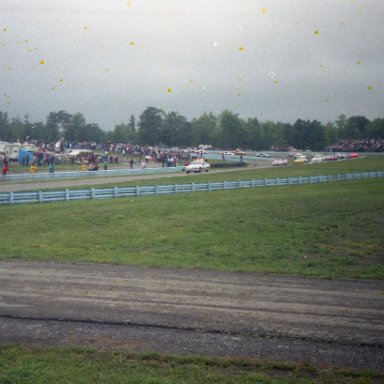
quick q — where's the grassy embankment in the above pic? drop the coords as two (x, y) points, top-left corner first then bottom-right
(1, 156), (383, 279)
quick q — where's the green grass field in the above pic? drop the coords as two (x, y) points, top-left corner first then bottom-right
(0, 345), (382, 384)
(1, 179), (383, 278)
(1, 156), (383, 383)
(1, 157), (383, 279)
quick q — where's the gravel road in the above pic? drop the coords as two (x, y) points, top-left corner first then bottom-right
(1, 261), (383, 370)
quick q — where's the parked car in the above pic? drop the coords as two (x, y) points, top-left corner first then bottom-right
(272, 159), (288, 166)
(184, 159), (210, 173)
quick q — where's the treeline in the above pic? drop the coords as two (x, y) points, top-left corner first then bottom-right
(1, 107), (383, 151)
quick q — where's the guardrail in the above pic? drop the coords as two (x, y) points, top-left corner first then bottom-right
(0, 166), (184, 182)
(1, 171), (383, 205)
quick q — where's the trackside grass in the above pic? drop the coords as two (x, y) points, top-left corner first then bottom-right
(105, 154), (384, 187)
(1, 156), (383, 382)
(1, 177), (383, 279)
(3, 154), (383, 190)
(0, 345), (382, 384)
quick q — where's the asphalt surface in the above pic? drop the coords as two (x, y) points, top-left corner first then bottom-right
(0, 261), (383, 370)
(0, 161), (270, 193)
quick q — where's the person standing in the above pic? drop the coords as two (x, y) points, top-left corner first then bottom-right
(2, 155), (9, 176)
(49, 155), (55, 173)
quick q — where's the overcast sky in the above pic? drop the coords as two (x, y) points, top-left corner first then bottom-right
(1, 0), (383, 130)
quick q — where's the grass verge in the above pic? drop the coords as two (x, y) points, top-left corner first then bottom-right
(0, 345), (382, 384)
(1, 177), (383, 279)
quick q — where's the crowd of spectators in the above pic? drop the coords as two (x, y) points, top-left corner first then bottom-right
(326, 138), (384, 153)
(19, 141), (193, 169)
(116, 144), (192, 166)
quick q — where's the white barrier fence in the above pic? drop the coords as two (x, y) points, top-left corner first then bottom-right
(1, 166), (183, 181)
(1, 171), (383, 205)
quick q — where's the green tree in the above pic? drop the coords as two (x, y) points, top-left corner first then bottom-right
(366, 118), (384, 138)
(218, 110), (243, 148)
(190, 112), (217, 147)
(113, 123), (130, 143)
(260, 121), (285, 150)
(84, 123), (105, 143)
(29, 122), (45, 141)
(161, 111), (189, 147)
(291, 119), (325, 150)
(8, 117), (25, 142)
(281, 123), (294, 148)
(46, 111), (72, 142)
(334, 114), (347, 138)
(0, 111), (10, 141)
(308, 120), (326, 150)
(346, 116), (371, 139)
(324, 122), (340, 147)
(65, 113), (85, 142)
(138, 107), (164, 145)
(127, 115), (137, 143)
(243, 118), (262, 149)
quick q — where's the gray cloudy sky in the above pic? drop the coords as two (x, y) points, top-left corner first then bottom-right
(1, 0), (383, 130)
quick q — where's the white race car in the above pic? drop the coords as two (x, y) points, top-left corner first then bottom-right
(184, 160), (210, 173)
(272, 159), (288, 166)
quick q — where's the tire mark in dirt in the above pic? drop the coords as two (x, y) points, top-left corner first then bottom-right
(1, 261), (383, 346)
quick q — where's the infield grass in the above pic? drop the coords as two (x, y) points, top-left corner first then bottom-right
(1, 176), (383, 279)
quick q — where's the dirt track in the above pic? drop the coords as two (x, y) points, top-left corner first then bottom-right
(1, 261), (383, 370)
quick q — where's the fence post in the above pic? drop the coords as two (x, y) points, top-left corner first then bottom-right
(4, 170), (383, 205)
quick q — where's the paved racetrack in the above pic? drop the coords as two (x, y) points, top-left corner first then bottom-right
(1, 261), (383, 370)
(0, 162), (270, 193)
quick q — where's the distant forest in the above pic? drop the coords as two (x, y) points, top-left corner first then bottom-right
(1, 107), (383, 151)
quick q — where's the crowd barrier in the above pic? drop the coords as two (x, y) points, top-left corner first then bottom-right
(1, 171), (382, 205)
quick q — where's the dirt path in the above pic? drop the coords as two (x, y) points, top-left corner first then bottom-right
(1, 261), (383, 370)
